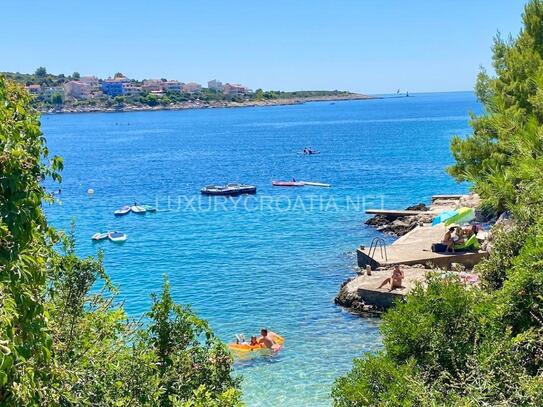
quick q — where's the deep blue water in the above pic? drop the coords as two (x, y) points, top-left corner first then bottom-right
(42, 92), (481, 406)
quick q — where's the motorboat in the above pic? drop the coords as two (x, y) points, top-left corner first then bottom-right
(201, 184), (257, 196)
(91, 232), (109, 241)
(226, 183), (257, 194)
(108, 232), (127, 242)
(131, 205), (146, 214)
(272, 181), (305, 187)
(114, 205), (131, 216)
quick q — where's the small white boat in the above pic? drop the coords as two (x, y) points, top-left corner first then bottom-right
(114, 205), (131, 216)
(302, 181), (331, 188)
(142, 205), (157, 212)
(91, 232), (109, 241)
(131, 205), (146, 214)
(108, 232), (127, 242)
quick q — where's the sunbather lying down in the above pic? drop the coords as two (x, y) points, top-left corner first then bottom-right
(378, 265), (404, 291)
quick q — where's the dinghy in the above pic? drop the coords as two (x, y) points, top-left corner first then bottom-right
(142, 205), (157, 212)
(302, 181), (331, 187)
(108, 232), (127, 242)
(91, 232), (109, 241)
(131, 205), (146, 214)
(272, 181), (305, 187)
(114, 205), (131, 216)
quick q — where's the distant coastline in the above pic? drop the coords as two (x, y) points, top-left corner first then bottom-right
(39, 93), (375, 115)
(1, 68), (375, 116)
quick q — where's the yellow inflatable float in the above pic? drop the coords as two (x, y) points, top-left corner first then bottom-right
(228, 332), (284, 353)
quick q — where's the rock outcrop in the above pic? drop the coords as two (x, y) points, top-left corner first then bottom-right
(364, 203), (431, 237)
(335, 265), (428, 312)
(364, 194), (485, 237)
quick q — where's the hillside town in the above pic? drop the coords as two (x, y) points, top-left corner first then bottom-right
(22, 71), (251, 101)
(2, 68), (369, 113)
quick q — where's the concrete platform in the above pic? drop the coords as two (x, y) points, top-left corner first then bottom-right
(336, 268), (427, 310)
(365, 209), (434, 217)
(431, 194), (464, 202)
(357, 224), (488, 269)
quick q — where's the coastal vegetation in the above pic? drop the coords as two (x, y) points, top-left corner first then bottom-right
(0, 76), (241, 405)
(332, 1), (543, 405)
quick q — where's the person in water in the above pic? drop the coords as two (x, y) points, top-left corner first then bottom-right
(258, 328), (276, 349)
(250, 336), (258, 346)
(378, 264), (404, 291)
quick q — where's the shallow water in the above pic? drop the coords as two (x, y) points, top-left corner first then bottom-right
(42, 92), (480, 406)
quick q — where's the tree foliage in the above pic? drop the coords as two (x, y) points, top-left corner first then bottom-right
(35, 66), (47, 77)
(0, 75), (241, 406)
(333, 2), (543, 405)
(448, 0), (543, 215)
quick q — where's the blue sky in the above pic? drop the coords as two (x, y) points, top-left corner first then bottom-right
(1, 1), (527, 93)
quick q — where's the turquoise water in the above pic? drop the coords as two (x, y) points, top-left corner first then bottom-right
(42, 92), (481, 406)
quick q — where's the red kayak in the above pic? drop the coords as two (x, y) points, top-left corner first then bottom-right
(272, 181), (305, 187)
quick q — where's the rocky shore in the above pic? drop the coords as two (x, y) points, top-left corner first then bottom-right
(365, 203), (432, 236)
(364, 194), (483, 237)
(335, 265), (428, 313)
(40, 93), (374, 115)
(338, 193), (487, 315)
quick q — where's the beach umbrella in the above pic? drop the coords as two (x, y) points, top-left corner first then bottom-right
(432, 210), (457, 226)
(444, 207), (475, 226)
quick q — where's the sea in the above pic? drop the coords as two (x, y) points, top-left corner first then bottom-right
(41, 91), (481, 406)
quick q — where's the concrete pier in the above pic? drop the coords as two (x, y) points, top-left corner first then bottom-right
(357, 224), (487, 270)
(431, 194), (464, 202)
(364, 209), (434, 217)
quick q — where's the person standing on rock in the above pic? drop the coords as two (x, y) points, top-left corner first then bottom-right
(378, 265), (404, 291)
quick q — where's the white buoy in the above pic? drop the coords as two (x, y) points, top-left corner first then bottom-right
(87, 188), (95, 195)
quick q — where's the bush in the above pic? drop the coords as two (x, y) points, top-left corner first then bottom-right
(477, 221), (528, 290)
(0, 76), (242, 406)
(332, 355), (439, 407)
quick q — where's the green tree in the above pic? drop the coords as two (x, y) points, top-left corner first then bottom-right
(72, 72), (80, 80)
(0, 76), (242, 406)
(0, 75), (62, 405)
(333, 2), (543, 405)
(35, 66), (47, 77)
(143, 278), (241, 406)
(50, 93), (63, 106)
(114, 72), (124, 78)
(448, 0), (543, 214)
(114, 95), (125, 107)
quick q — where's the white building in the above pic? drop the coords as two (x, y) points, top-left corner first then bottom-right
(63, 81), (91, 99)
(223, 83), (250, 96)
(182, 82), (202, 94)
(162, 80), (182, 93)
(79, 76), (99, 90)
(26, 84), (41, 95)
(122, 83), (142, 97)
(208, 79), (223, 91)
(43, 86), (64, 98)
(142, 79), (163, 92)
